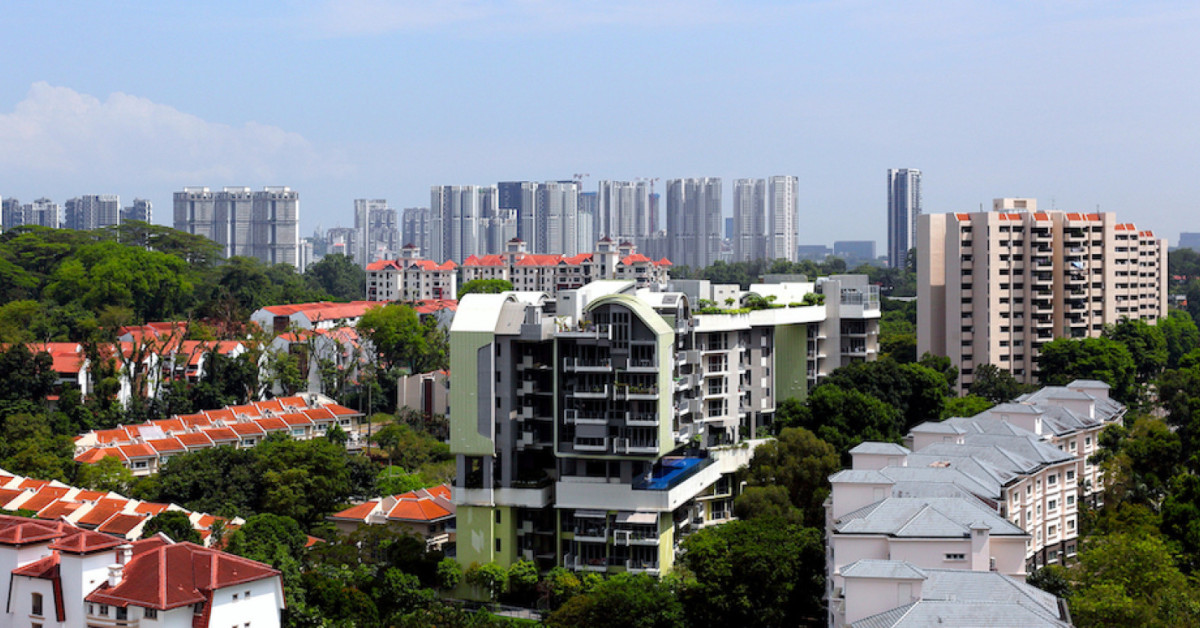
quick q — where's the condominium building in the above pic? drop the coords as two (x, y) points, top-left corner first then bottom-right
(826, 379), (1123, 625)
(665, 177), (722, 269)
(401, 207), (433, 257)
(768, 175), (799, 262)
(732, 179), (767, 262)
(64, 194), (121, 230)
(172, 186), (300, 266)
(354, 199), (401, 266)
(887, 168), (921, 269)
(121, 198), (152, 224)
(449, 277), (879, 585)
(596, 180), (653, 250)
(917, 199), (1168, 389)
(365, 244), (458, 301)
(430, 185), (499, 263)
(461, 238), (671, 294)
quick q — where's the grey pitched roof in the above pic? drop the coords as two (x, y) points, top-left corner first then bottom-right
(840, 559), (926, 580)
(843, 565), (1069, 628)
(1068, 378), (1109, 390)
(908, 421), (967, 435)
(851, 600), (1070, 628)
(835, 497), (1027, 537)
(850, 442), (912, 455)
(830, 469), (893, 484)
(879, 466), (999, 500)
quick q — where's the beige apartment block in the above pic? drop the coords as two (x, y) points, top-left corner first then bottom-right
(918, 199), (1167, 390)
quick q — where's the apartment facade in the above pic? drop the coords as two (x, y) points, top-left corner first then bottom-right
(665, 178), (722, 269)
(767, 175), (799, 262)
(449, 279), (869, 586)
(354, 199), (401, 266)
(732, 178), (767, 263)
(63, 195), (121, 230)
(172, 186), (300, 267)
(887, 168), (921, 269)
(121, 198), (152, 224)
(918, 199), (1168, 389)
(461, 238), (671, 294)
(365, 244), (458, 301)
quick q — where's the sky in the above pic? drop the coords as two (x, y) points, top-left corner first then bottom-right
(2, 0), (1199, 247)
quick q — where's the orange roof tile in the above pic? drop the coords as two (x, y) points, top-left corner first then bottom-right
(75, 447), (127, 464)
(252, 417), (288, 431)
(19, 478), (51, 490)
(175, 432), (214, 449)
(330, 501), (380, 522)
(117, 443), (157, 459)
(201, 427), (238, 442)
(228, 423), (265, 437)
(146, 438), (186, 454)
(134, 503), (169, 516)
(254, 399), (284, 413)
(36, 500), (83, 520)
(279, 413), (311, 426)
(97, 512), (146, 536)
(49, 528), (124, 554)
(302, 407), (335, 422)
(19, 487), (72, 512)
(76, 498), (131, 527)
(386, 498), (453, 522)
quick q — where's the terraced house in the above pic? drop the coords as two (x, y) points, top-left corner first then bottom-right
(449, 278), (877, 582)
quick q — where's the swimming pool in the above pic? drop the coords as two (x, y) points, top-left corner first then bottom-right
(637, 456), (708, 490)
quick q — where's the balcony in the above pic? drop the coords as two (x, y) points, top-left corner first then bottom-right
(563, 357), (613, 373)
(573, 526), (608, 543)
(626, 559), (661, 575)
(565, 409), (612, 426)
(613, 437), (659, 455)
(616, 385), (659, 401)
(625, 358), (658, 372)
(626, 412), (659, 427)
(569, 385), (609, 399)
(558, 322), (612, 340)
(574, 437), (609, 452)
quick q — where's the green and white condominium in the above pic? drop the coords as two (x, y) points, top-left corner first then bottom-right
(450, 279), (876, 580)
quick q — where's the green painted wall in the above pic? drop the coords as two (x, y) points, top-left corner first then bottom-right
(774, 323), (809, 402)
(455, 504), (518, 571)
(450, 330), (495, 456)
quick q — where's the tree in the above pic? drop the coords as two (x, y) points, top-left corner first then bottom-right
(436, 557), (463, 590)
(505, 559), (540, 605)
(546, 572), (684, 628)
(224, 513), (307, 564)
(1161, 473), (1200, 572)
(465, 561), (509, 602)
(1104, 318), (1168, 386)
(457, 279), (514, 300)
(358, 304), (426, 372)
(142, 510), (202, 544)
(820, 359), (950, 429)
(741, 427), (841, 527)
(968, 363), (1025, 404)
(1026, 564), (1071, 599)
(304, 253), (365, 302)
(0, 413), (76, 483)
(1037, 337), (1137, 404)
(255, 436), (353, 526)
(1160, 310), (1200, 369)
(679, 519), (825, 627)
(1069, 532), (1199, 627)
(778, 385), (904, 458)
(918, 352), (958, 390)
(732, 485), (804, 525)
(154, 445), (263, 516)
(0, 344), (56, 414)
(941, 394), (993, 420)
(75, 455), (134, 494)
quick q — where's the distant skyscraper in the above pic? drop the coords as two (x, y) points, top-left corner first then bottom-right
(666, 177), (723, 268)
(577, 192), (597, 255)
(173, 186), (299, 266)
(1, 197), (23, 230)
(733, 178), (768, 262)
(64, 194), (120, 230)
(121, 198), (152, 224)
(430, 185), (484, 263)
(401, 207), (432, 258)
(887, 168), (922, 269)
(768, 175), (798, 262)
(535, 181), (579, 255)
(28, 198), (60, 229)
(354, 199), (399, 266)
(596, 180), (652, 248)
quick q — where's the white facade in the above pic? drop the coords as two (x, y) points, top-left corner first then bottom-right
(767, 175), (798, 262)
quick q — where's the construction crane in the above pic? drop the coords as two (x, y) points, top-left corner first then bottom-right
(573, 173), (590, 186)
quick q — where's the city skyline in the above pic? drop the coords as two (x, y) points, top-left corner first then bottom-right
(2, 2), (1199, 245)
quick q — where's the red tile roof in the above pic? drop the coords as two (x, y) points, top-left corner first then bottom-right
(279, 413), (311, 426)
(37, 500), (83, 520)
(146, 438), (186, 454)
(20, 487), (72, 512)
(77, 499), (132, 527)
(0, 516), (67, 545)
(176, 432), (214, 449)
(97, 513), (146, 536)
(325, 404), (360, 417)
(86, 540), (280, 610)
(75, 447), (126, 464)
(253, 417), (288, 432)
(49, 528), (125, 554)
(254, 399), (284, 413)
(0, 488), (27, 507)
(302, 407), (335, 422)
(228, 423), (265, 437)
(74, 490), (107, 502)
(117, 443), (157, 459)
(329, 501), (380, 522)
(134, 503), (169, 516)
(276, 396), (307, 409)
(201, 427), (238, 442)
(19, 478), (51, 490)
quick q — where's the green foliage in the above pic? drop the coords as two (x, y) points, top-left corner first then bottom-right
(0, 413), (76, 483)
(142, 510), (202, 544)
(358, 303), (447, 373)
(436, 557), (463, 590)
(678, 519), (825, 627)
(224, 513), (307, 564)
(1069, 532), (1200, 627)
(0, 344), (57, 414)
(1160, 310), (1200, 370)
(372, 423), (450, 471)
(777, 385), (903, 457)
(940, 394), (994, 420)
(1104, 318), (1168, 386)
(819, 358), (950, 430)
(733, 485), (805, 525)
(1037, 336), (1137, 404)
(1026, 564), (1071, 599)
(466, 561), (509, 602)
(505, 559), (540, 604)
(154, 445), (263, 516)
(256, 436), (352, 527)
(968, 363), (1026, 404)
(458, 278), (514, 300)
(75, 455), (134, 494)
(546, 572), (685, 628)
(741, 427), (840, 527)
(303, 253), (365, 302)
(1161, 473), (1200, 572)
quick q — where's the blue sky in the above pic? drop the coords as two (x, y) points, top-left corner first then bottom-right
(2, 0), (1198, 246)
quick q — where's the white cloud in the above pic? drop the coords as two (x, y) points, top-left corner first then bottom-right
(0, 82), (349, 184)
(304, 0), (794, 37)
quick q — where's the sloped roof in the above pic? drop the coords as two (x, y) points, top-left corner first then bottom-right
(97, 513), (147, 536)
(76, 498), (132, 527)
(835, 497), (1026, 537)
(840, 559), (926, 580)
(86, 540), (280, 610)
(329, 501), (380, 522)
(49, 528), (125, 554)
(850, 442), (912, 456)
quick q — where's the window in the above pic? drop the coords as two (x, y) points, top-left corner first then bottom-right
(495, 510), (502, 524)
(1067, 495), (1075, 506)
(145, 609), (158, 620)
(1067, 469), (1075, 481)
(233, 593), (239, 602)
(1048, 525), (1057, 537)
(100, 605), (110, 617)
(944, 553), (966, 561)
(31, 592), (43, 617)
(1048, 474), (1057, 486)
(495, 538), (502, 552)
(1048, 499), (1057, 512)
(116, 608), (128, 621)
